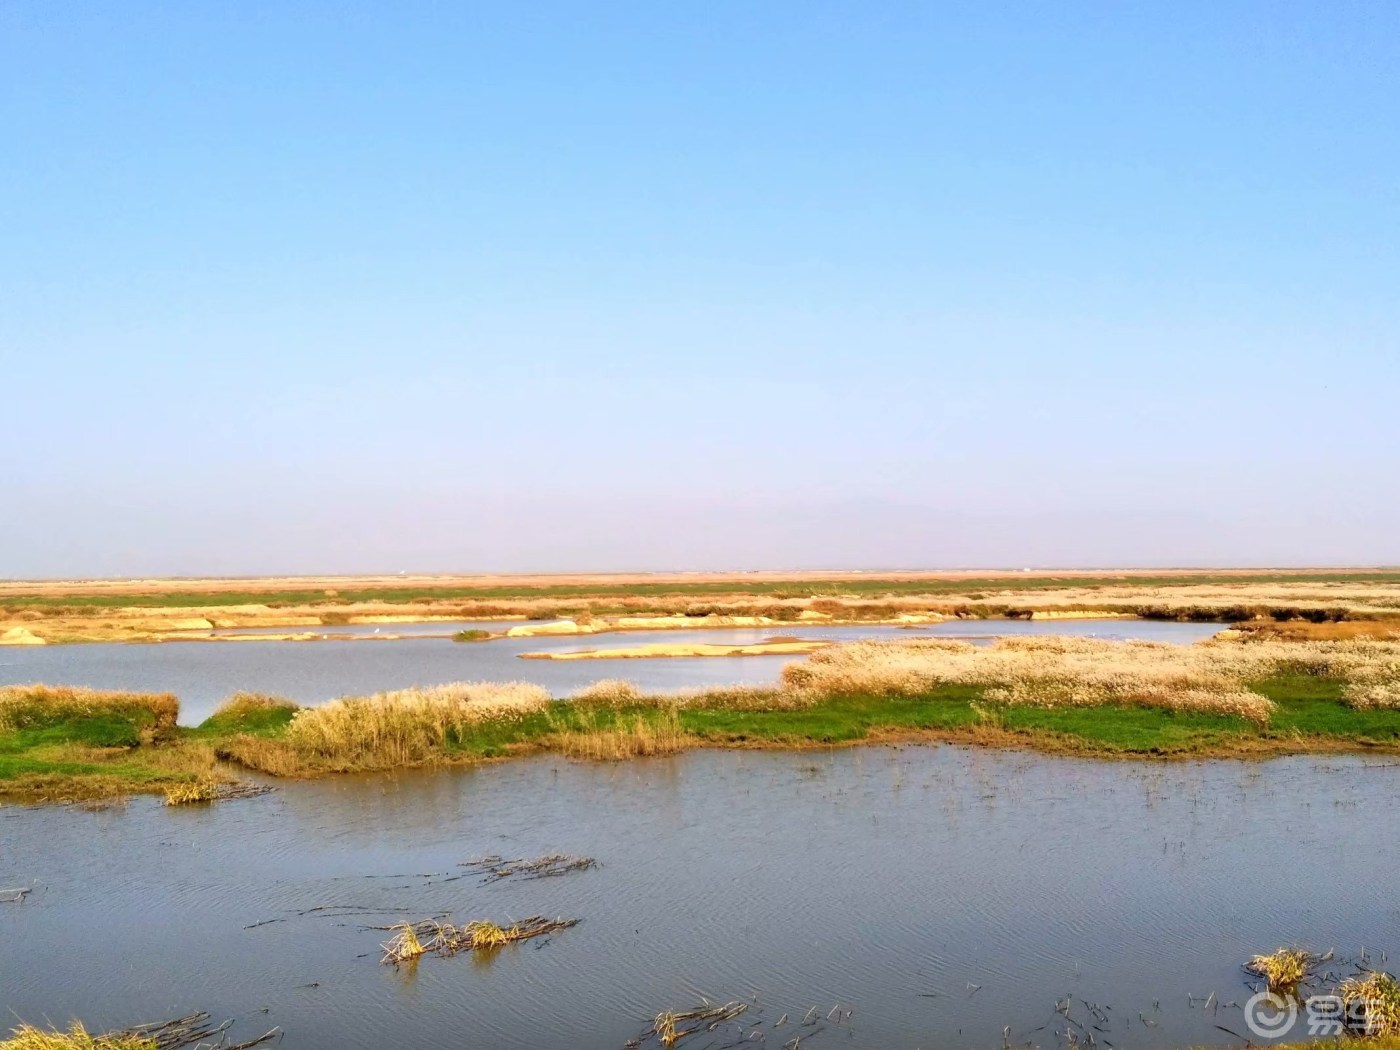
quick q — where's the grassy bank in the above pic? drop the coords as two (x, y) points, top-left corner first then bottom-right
(4, 635), (1400, 803)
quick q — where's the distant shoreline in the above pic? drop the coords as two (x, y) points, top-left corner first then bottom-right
(3, 568), (1398, 645)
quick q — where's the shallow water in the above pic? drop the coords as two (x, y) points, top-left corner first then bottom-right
(3, 746), (1396, 1048)
(0, 620), (1220, 724)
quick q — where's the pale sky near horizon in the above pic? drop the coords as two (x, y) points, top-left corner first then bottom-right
(3, 3), (1398, 578)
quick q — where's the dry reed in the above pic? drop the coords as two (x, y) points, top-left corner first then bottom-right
(551, 707), (688, 760)
(0, 1015), (275, 1050)
(163, 779), (271, 806)
(779, 636), (1400, 722)
(285, 681), (550, 767)
(0, 1024), (154, 1050)
(1246, 948), (1318, 991)
(380, 916), (578, 964)
(214, 736), (303, 777)
(1340, 972), (1400, 1035)
(163, 779), (221, 806)
(631, 1002), (749, 1049)
(573, 678), (642, 705)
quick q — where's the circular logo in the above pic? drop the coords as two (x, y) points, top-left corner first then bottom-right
(1245, 991), (1298, 1039)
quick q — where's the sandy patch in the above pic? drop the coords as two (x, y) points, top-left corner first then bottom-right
(0, 626), (46, 645)
(1028, 610), (1134, 620)
(506, 620), (599, 638)
(518, 639), (830, 660)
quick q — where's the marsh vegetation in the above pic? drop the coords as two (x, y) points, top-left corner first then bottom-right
(4, 632), (1400, 801)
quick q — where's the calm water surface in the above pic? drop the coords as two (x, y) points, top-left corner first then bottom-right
(0, 620), (1221, 724)
(2, 746), (1395, 1049)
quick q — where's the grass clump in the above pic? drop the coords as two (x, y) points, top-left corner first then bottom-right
(212, 735), (302, 777)
(380, 922), (428, 964)
(280, 681), (551, 770)
(381, 916), (578, 964)
(0, 685), (207, 802)
(1347, 679), (1400, 710)
(163, 778), (221, 806)
(452, 629), (491, 642)
(1246, 948), (1318, 992)
(1340, 972), (1400, 1036)
(549, 706), (688, 760)
(0, 1024), (156, 1050)
(197, 693), (298, 735)
(0, 1014), (274, 1050)
(0, 685), (178, 745)
(637, 1002), (749, 1049)
(573, 678), (642, 705)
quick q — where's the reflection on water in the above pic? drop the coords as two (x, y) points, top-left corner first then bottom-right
(0, 620), (1222, 724)
(3, 747), (1397, 1049)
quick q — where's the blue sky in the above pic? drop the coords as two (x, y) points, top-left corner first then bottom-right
(2, 2), (1397, 575)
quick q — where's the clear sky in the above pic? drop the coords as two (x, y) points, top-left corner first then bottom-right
(3, 2), (1397, 577)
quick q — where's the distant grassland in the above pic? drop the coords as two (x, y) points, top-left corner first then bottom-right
(6, 634), (1400, 802)
(9, 569), (1400, 647)
(8, 570), (1400, 610)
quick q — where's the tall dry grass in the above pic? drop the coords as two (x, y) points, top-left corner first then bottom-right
(550, 707), (688, 760)
(579, 680), (792, 712)
(1347, 679), (1400, 710)
(572, 678), (643, 706)
(781, 637), (1272, 720)
(777, 636), (1397, 722)
(281, 681), (550, 768)
(1340, 972), (1400, 1035)
(0, 1023), (156, 1050)
(216, 735), (303, 777)
(0, 684), (179, 733)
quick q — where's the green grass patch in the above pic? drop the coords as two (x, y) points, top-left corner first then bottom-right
(193, 694), (299, 737)
(1259, 674), (1400, 742)
(437, 709), (564, 759)
(681, 686), (986, 744)
(0, 753), (108, 778)
(997, 705), (1254, 753)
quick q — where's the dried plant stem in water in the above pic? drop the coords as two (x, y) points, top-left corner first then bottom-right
(380, 916), (579, 964)
(459, 854), (597, 882)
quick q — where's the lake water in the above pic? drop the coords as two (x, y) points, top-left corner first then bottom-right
(0, 620), (1222, 724)
(3, 746), (1395, 1049)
